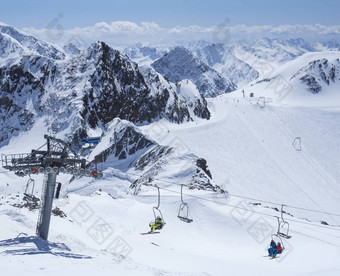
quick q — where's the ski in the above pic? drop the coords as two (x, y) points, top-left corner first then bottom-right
(140, 231), (160, 235)
(263, 255), (280, 259)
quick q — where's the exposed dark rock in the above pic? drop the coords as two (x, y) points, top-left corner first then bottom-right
(52, 207), (67, 218)
(292, 58), (340, 94)
(11, 194), (40, 211)
(196, 158), (212, 179)
(91, 122), (155, 165)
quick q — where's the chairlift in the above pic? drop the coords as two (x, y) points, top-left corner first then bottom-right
(292, 137), (302, 151)
(277, 205), (291, 239)
(257, 97), (266, 109)
(24, 175), (35, 196)
(177, 185), (193, 223)
(150, 186), (165, 229)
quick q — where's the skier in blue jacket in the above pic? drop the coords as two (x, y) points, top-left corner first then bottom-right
(268, 240), (277, 256)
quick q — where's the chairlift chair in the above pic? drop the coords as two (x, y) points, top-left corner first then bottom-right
(277, 205), (292, 239)
(177, 185), (193, 223)
(257, 97), (266, 109)
(292, 137), (302, 151)
(24, 176), (35, 196)
(149, 186), (165, 230)
(270, 233), (285, 254)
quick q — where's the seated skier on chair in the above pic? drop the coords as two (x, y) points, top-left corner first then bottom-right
(267, 240), (277, 257)
(150, 216), (164, 232)
(273, 242), (283, 258)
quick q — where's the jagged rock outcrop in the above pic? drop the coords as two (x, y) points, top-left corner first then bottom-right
(84, 119), (223, 193)
(291, 58), (340, 93)
(88, 119), (156, 166)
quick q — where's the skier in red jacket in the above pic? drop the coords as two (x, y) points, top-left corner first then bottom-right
(273, 242), (283, 257)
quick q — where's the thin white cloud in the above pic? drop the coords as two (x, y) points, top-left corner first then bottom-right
(21, 21), (340, 48)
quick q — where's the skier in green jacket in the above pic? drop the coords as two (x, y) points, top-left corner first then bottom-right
(150, 217), (164, 232)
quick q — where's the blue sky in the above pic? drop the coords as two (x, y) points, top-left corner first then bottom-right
(1, 0), (340, 29)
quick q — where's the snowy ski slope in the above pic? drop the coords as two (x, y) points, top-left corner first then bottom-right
(1, 51), (340, 275)
(1, 93), (340, 275)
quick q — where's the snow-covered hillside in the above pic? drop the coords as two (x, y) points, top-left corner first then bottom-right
(1, 93), (340, 275)
(0, 24), (65, 60)
(1, 24), (340, 276)
(234, 51), (340, 106)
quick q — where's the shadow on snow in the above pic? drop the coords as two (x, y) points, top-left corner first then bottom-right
(0, 234), (92, 259)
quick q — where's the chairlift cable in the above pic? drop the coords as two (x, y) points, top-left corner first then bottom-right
(2, 165), (340, 218)
(123, 170), (340, 218)
(155, 186), (340, 232)
(2, 164), (340, 226)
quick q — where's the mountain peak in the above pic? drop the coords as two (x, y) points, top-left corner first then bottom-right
(152, 46), (236, 97)
(0, 24), (65, 60)
(62, 42), (81, 55)
(323, 39), (340, 49)
(162, 46), (194, 61)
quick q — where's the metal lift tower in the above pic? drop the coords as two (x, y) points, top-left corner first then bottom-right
(1, 135), (102, 240)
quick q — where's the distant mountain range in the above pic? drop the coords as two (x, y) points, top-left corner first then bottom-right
(123, 37), (340, 90)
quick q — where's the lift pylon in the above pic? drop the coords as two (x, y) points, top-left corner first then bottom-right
(1, 135), (102, 240)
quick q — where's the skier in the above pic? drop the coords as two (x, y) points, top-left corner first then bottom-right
(268, 240), (277, 257)
(273, 242), (283, 258)
(150, 216), (164, 232)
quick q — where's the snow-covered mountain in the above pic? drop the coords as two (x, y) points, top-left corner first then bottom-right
(62, 43), (81, 56)
(124, 38), (340, 91)
(195, 43), (259, 87)
(0, 24), (65, 60)
(152, 46), (237, 97)
(322, 39), (340, 51)
(291, 57), (340, 94)
(0, 24), (217, 196)
(123, 45), (168, 66)
(237, 37), (315, 65)
(140, 66), (210, 120)
(232, 51), (340, 106)
(0, 32), (26, 60)
(0, 40), (211, 147)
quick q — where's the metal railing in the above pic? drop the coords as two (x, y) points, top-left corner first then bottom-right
(1, 153), (43, 170)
